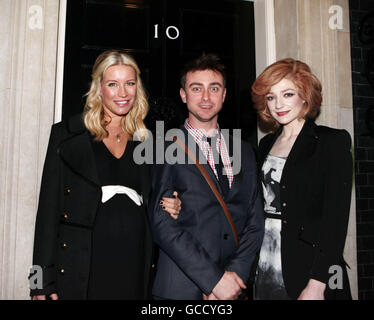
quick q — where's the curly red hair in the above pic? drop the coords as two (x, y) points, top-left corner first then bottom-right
(251, 58), (322, 132)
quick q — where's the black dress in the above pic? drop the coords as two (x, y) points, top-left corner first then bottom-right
(87, 139), (149, 299)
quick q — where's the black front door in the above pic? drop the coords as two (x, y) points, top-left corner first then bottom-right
(63, 0), (257, 143)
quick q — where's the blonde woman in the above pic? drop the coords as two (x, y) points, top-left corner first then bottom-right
(31, 50), (180, 300)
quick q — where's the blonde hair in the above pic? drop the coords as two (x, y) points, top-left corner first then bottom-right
(83, 50), (149, 141)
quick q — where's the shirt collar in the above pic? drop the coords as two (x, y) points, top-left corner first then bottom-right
(184, 119), (220, 142)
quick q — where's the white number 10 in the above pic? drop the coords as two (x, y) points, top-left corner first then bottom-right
(154, 24), (180, 40)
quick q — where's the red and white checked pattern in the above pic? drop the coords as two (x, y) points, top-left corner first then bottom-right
(184, 119), (233, 188)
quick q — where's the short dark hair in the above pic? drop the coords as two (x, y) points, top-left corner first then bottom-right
(180, 53), (226, 89)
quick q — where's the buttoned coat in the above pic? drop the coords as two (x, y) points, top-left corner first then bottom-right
(31, 114), (153, 299)
(257, 120), (353, 299)
(148, 126), (264, 299)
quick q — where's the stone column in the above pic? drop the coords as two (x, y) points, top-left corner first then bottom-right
(254, 0), (277, 141)
(0, 0), (60, 299)
(273, 0), (358, 299)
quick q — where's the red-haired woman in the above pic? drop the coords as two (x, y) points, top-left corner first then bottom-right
(252, 58), (353, 300)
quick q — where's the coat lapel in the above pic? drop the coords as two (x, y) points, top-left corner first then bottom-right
(259, 120), (319, 183)
(280, 120), (319, 182)
(200, 149), (223, 193)
(286, 120), (318, 159)
(259, 129), (281, 165)
(228, 133), (243, 188)
(58, 114), (100, 187)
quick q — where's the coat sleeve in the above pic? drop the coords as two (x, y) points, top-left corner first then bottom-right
(309, 130), (353, 283)
(224, 146), (265, 283)
(30, 123), (64, 296)
(148, 162), (225, 295)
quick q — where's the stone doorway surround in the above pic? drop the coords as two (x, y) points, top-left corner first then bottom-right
(0, 0), (357, 299)
(0, 0), (64, 299)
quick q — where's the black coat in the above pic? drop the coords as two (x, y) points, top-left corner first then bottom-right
(30, 114), (153, 299)
(258, 120), (353, 299)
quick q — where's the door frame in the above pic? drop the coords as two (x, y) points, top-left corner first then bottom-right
(53, 0), (274, 124)
(54, 0), (67, 123)
(54, 0), (358, 300)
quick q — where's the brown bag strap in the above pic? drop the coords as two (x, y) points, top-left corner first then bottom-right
(173, 136), (239, 246)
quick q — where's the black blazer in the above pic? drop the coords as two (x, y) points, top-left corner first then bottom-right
(258, 120), (353, 299)
(31, 114), (153, 299)
(148, 126), (264, 299)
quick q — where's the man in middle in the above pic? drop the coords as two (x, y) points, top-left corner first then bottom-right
(148, 53), (264, 300)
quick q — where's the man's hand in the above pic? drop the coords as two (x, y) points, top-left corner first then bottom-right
(211, 271), (246, 300)
(203, 293), (218, 300)
(32, 293), (58, 300)
(297, 279), (326, 300)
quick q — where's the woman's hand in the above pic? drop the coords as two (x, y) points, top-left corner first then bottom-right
(297, 279), (326, 300)
(32, 293), (59, 300)
(161, 191), (182, 220)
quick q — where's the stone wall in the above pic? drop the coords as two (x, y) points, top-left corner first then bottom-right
(349, 0), (374, 300)
(0, 0), (60, 299)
